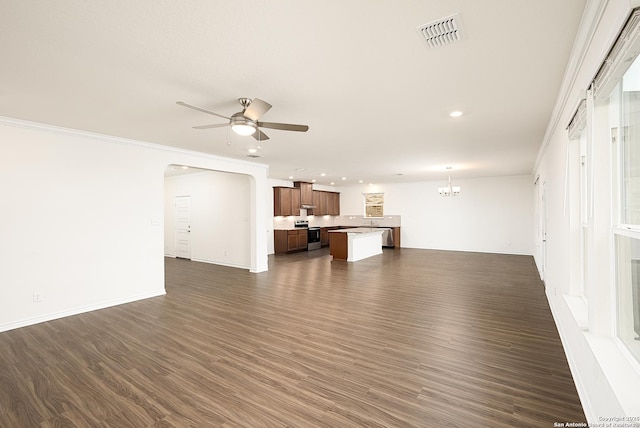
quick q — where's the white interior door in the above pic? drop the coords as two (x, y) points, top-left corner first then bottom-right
(175, 196), (191, 259)
(540, 181), (547, 283)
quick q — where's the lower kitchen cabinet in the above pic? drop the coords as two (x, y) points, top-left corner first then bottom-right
(276, 226), (400, 253)
(274, 229), (308, 254)
(320, 228), (329, 246)
(391, 227), (401, 248)
(320, 227), (339, 246)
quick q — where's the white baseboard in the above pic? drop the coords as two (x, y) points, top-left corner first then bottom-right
(190, 257), (250, 270)
(0, 290), (166, 333)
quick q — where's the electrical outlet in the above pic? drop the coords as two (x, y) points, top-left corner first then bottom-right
(33, 292), (42, 303)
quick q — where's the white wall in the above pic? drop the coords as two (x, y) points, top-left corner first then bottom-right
(165, 170), (251, 269)
(340, 175), (533, 255)
(0, 117), (269, 332)
(533, 0), (640, 420)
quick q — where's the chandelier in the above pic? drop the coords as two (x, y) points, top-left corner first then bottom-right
(438, 168), (461, 196)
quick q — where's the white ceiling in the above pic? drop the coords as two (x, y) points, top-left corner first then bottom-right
(0, 0), (586, 186)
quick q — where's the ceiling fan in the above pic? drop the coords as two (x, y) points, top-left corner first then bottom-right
(176, 97), (309, 141)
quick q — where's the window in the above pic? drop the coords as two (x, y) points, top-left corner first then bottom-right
(364, 193), (384, 218)
(580, 131), (589, 225)
(615, 54), (640, 362)
(567, 97), (589, 301)
(621, 55), (640, 226)
(616, 233), (640, 362)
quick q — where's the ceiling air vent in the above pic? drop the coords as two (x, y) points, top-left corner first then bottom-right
(417, 14), (464, 48)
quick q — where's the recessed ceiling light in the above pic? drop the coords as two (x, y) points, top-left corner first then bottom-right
(341, 177), (347, 181)
(248, 148), (257, 154)
(288, 175), (294, 179)
(358, 180), (364, 183)
(450, 111), (463, 118)
(320, 172), (327, 177)
(312, 179), (317, 183)
(330, 182), (335, 185)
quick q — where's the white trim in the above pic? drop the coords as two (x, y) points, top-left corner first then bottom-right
(0, 290), (166, 333)
(564, 294), (590, 330)
(191, 257), (251, 271)
(567, 98), (588, 140)
(0, 115), (269, 173)
(583, 333), (640, 416)
(613, 225), (640, 238)
(613, 336), (640, 377)
(547, 293), (596, 422)
(534, 0), (610, 172)
(592, 7), (640, 99)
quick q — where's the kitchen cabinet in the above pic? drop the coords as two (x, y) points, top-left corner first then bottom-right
(274, 229), (308, 253)
(275, 186), (339, 217)
(311, 190), (340, 216)
(320, 228), (329, 246)
(296, 229), (308, 250)
(292, 188), (300, 214)
(273, 187), (300, 217)
(391, 227), (401, 248)
(294, 181), (313, 206)
(312, 190), (324, 215)
(321, 226), (339, 246)
(328, 191), (340, 216)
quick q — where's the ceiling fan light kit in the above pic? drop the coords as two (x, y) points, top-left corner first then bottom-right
(177, 97), (309, 141)
(231, 123), (256, 136)
(230, 114), (257, 136)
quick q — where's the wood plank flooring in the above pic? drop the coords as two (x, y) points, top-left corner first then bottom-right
(0, 248), (585, 427)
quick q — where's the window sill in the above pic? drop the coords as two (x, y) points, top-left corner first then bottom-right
(584, 333), (640, 416)
(564, 294), (589, 331)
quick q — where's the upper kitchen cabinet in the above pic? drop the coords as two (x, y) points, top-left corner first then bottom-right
(274, 184), (340, 216)
(312, 190), (325, 215)
(311, 190), (340, 216)
(294, 182), (313, 207)
(273, 187), (301, 216)
(327, 191), (340, 216)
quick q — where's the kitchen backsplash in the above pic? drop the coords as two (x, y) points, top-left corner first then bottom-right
(273, 213), (401, 229)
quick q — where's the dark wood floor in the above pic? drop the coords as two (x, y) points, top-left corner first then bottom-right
(0, 248), (585, 427)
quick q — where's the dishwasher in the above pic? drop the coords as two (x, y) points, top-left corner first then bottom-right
(380, 228), (394, 247)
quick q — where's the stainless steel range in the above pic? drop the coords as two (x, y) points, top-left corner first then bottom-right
(294, 220), (321, 251)
(307, 226), (321, 250)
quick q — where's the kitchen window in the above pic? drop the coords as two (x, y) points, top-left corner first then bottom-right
(364, 193), (384, 218)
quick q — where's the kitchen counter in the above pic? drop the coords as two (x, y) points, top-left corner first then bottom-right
(333, 227), (390, 233)
(329, 228), (384, 262)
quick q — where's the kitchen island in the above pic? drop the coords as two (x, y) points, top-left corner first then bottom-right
(328, 228), (387, 261)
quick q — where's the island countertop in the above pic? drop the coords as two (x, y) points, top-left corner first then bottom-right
(328, 227), (389, 234)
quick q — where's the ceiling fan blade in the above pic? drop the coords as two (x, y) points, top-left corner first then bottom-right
(243, 98), (272, 121)
(192, 123), (229, 129)
(176, 101), (230, 120)
(258, 121), (309, 132)
(252, 129), (270, 141)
